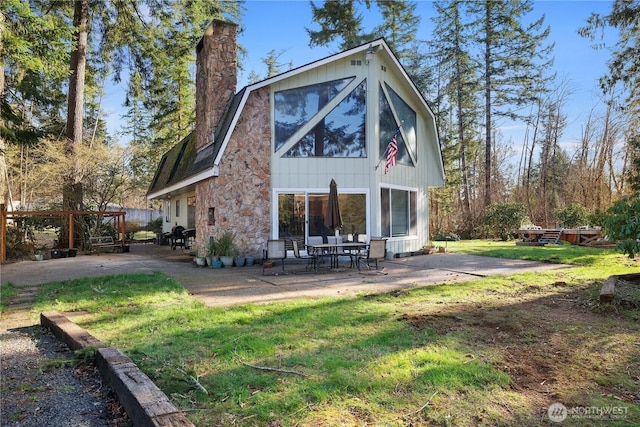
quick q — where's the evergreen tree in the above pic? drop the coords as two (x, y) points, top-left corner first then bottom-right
(373, 0), (420, 60)
(466, 0), (553, 208)
(1, 0), (72, 208)
(307, 0), (366, 50)
(430, 0), (482, 235)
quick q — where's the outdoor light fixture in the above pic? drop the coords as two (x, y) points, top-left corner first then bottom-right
(365, 44), (375, 64)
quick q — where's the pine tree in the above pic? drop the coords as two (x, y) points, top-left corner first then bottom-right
(430, 0), (482, 235)
(466, 0), (553, 208)
(307, 0), (366, 50)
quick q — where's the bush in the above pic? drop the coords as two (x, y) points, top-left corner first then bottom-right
(603, 192), (640, 258)
(481, 202), (526, 241)
(433, 232), (460, 241)
(146, 217), (163, 234)
(555, 203), (588, 228)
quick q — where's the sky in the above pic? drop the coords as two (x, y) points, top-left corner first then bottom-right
(104, 0), (616, 158)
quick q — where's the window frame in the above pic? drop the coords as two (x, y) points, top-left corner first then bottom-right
(380, 185), (418, 239)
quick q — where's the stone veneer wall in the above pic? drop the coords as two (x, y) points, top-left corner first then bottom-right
(195, 20), (238, 151)
(194, 87), (271, 257)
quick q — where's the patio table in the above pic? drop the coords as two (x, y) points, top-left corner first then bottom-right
(307, 242), (368, 272)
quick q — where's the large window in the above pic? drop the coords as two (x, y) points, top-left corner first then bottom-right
(275, 78), (366, 158)
(275, 78), (353, 151)
(379, 83), (416, 167)
(381, 187), (417, 238)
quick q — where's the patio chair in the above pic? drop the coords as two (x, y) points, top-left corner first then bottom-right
(262, 239), (287, 275)
(356, 239), (386, 271)
(292, 240), (317, 271)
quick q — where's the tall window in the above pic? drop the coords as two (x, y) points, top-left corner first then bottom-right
(187, 196), (196, 228)
(175, 200), (181, 218)
(275, 78), (366, 157)
(381, 187), (417, 238)
(379, 83), (416, 167)
(164, 200), (171, 223)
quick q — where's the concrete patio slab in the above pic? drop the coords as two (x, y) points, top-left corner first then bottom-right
(0, 244), (571, 307)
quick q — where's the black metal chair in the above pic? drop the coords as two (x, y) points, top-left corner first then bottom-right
(292, 240), (317, 271)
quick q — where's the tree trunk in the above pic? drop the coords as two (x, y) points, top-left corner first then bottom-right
(61, 0), (89, 248)
(483, 4), (492, 209)
(0, 11), (8, 209)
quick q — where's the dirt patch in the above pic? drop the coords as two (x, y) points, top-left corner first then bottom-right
(399, 286), (640, 421)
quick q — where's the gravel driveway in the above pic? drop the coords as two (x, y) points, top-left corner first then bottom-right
(0, 322), (128, 426)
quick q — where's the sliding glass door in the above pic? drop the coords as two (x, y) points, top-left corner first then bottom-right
(278, 192), (366, 243)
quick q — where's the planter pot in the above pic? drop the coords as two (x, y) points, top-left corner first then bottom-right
(195, 257), (206, 267)
(68, 248), (78, 257)
(245, 256), (255, 266)
(51, 249), (62, 259)
(34, 253), (44, 261)
(205, 256), (213, 266)
(235, 256), (246, 267)
(220, 256), (234, 267)
(211, 260), (223, 269)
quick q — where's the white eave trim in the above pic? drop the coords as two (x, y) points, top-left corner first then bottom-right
(146, 164), (220, 200)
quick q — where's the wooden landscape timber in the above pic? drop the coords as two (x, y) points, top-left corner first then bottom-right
(600, 273), (640, 303)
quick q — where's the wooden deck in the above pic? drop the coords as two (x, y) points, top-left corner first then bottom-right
(516, 228), (605, 246)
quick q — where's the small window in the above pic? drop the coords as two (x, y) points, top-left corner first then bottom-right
(175, 200), (181, 218)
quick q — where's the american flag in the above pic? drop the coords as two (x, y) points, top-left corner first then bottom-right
(384, 130), (399, 174)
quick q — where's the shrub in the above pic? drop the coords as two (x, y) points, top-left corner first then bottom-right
(481, 202), (527, 241)
(603, 192), (640, 258)
(555, 203), (588, 228)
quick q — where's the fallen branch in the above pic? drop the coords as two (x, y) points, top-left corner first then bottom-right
(406, 390), (439, 416)
(239, 360), (307, 377)
(176, 367), (209, 395)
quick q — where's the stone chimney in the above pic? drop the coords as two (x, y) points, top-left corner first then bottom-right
(195, 19), (238, 151)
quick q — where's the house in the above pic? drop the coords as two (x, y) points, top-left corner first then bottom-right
(147, 19), (444, 258)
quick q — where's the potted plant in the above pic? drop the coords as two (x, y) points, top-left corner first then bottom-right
(245, 253), (255, 266)
(34, 251), (44, 261)
(206, 236), (218, 267)
(194, 243), (207, 267)
(235, 241), (249, 267)
(217, 231), (237, 267)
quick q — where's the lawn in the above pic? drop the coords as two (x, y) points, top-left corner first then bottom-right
(27, 241), (640, 425)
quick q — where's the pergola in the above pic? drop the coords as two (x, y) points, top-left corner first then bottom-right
(0, 208), (126, 263)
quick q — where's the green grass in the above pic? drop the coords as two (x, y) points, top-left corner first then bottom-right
(0, 282), (18, 311)
(31, 241), (640, 426)
(441, 239), (622, 266)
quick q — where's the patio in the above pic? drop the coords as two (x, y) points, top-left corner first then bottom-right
(0, 243), (571, 308)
